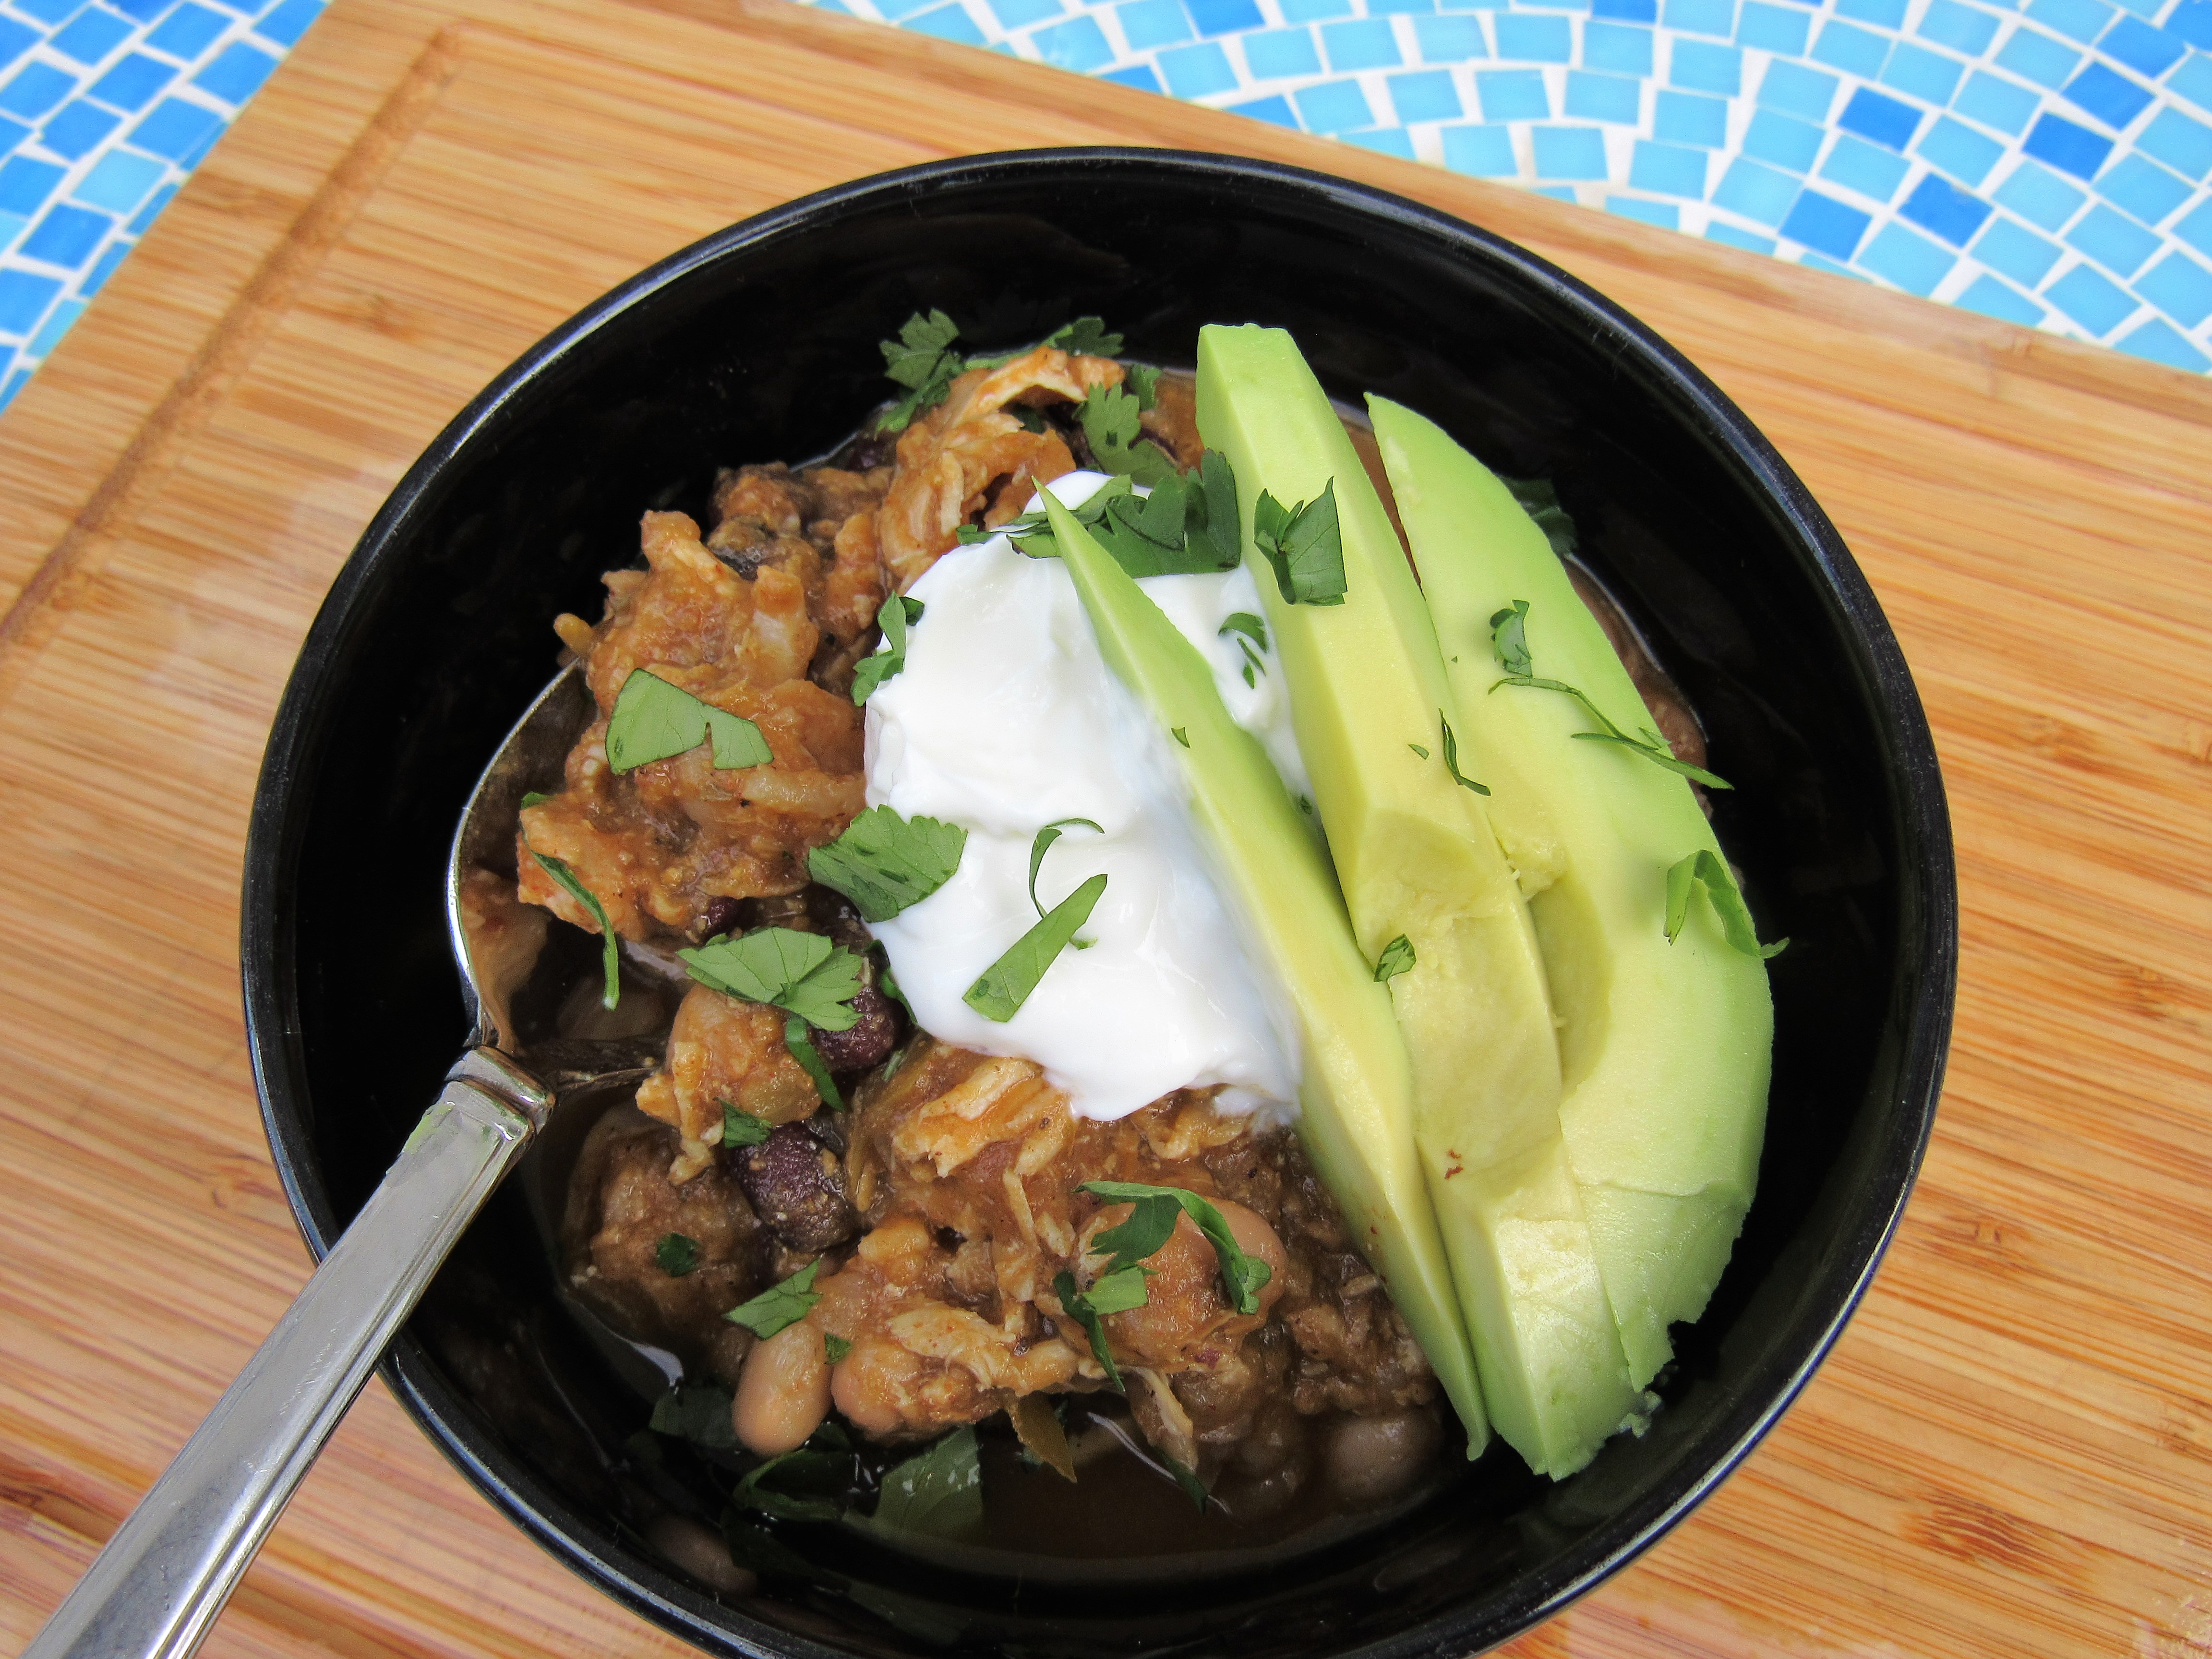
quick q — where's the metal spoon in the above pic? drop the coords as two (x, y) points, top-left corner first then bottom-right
(27, 664), (609, 1659)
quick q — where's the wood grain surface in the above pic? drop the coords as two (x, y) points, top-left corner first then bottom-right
(0, 0), (2207, 1654)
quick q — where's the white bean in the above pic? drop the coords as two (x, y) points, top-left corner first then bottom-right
(732, 1320), (829, 1455)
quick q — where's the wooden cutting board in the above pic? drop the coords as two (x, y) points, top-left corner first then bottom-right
(0, 0), (2207, 1653)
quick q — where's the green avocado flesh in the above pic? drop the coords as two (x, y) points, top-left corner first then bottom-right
(1197, 327), (1639, 1477)
(1369, 394), (1774, 1391)
(1038, 487), (1491, 1453)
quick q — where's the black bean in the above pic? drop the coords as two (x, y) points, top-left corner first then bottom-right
(696, 896), (746, 941)
(733, 1123), (857, 1253)
(807, 985), (896, 1074)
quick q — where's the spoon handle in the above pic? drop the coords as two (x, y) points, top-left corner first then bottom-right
(24, 1049), (550, 1659)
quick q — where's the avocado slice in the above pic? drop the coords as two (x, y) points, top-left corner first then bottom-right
(1369, 394), (1775, 1389)
(1198, 327), (1639, 1477)
(1036, 486), (1490, 1451)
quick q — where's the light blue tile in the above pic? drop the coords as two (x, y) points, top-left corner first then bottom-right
(12, 0), (81, 23)
(1781, 187), (1873, 256)
(1918, 114), (2005, 182)
(0, 62), (75, 120)
(1993, 155), (2087, 225)
(1343, 125), (1419, 154)
(20, 199), (107, 263)
(86, 52), (176, 110)
(50, 8), (133, 66)
(0, 266), (60, 333)
(2136, 108), (2212, 182)
(2024, 0), (2111, 44)
(1104, 62), (1164, 88)
(1157, 38), (1239, 92)
(1412, 13), (1486, 58)
(1116, 0), (1190, 47)
(1477, 66), (1550, 116)
(1294, 75), (1376, 127)
(2097, 12), (2184, 75)
(40, 100), (119, 160)
(2065, 198), (2160, 271)
(1581, 19), (1652, 71)
(250, 0), (322, 48)
(192, 39), (277, 103)
(1534, 122), (1610, 173)
(2135, 249), (2212, 325)
(2170, 53), (2212, 116)
(2178, 197), (2212, 258)
(1883, 40), (1965, 101)
(75, 230), (126, 293)
(0, 15), (33, 63)
(1608, 192), (1681, 224)
(1566, 67), (1642, 118)
(1531, 184), (1580, 198)
(123, 176), (173, 232)
(1757, 59), (1837, 121)
(1030, 13), (1114, 66)
(1834, 0), (1905, 24)
(69, 144), (160, 212)
(1811, 19), (1889, 76)
(1707, 220), (1779, 251)
(1669, 36), (1739, 92)
(1389, 66), (1463, 117)
(1630, 135), (1708, 192)
(1186, 0), (1263, 32)
(1494, 12), (1571, 57)
(0, 152), (65, 213)
(2114, 316), (2211, 370)
(1653, 86), (1726, 141)
(1821, 131), (1911, 195)
(1735, 0), (1808, 53)
(1660, 0), (1731, 36)
(1858, 219), (1956, 290)
(2043, 259), (2136, 329)
(1323, 16), (1400, 65)
(1244, 25), (1321, 75)
(2061, 60), (2151, 128)
(1742, 106), (1825, 168)
(1994, 24), (2079, 85)
(0, 366), (28, 409)
(146, 0), (228, 53)
(1441, 120), (1518, 171)
(1956, 270), (2047, 320)
(1952, 69), (2038, 136)
(2096, 153), (2189, 223)
(1713, 153), (1802, 219)
(1224, 90), (1300, 123)
(1921, 0), (1999, 51)
(1280, 0), (1355, 22)
(1973, 210), (2065, 280)
(24, 291), (79, 354)
(0, 209), (26, 249)
(1368, 0), (1437, 12)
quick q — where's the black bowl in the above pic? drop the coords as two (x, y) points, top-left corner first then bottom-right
(243, 148), (1955, 1659)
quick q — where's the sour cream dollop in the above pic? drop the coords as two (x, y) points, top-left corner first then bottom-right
(863, 472), (1305, 1122)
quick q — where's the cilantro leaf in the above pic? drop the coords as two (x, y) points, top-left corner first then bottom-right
(1046, 317), (1123, 358)
(680, 927), (865, 1030)
(649, 1382), (736, 1448)
(783, 1014), (844, 1111)
(871, 1427), (983, 1535)
(808, 804), (966, 922)
(524, 844), (620, 1010)
(1665, 849), (1787, 959)
(1077, 1180), (1274, 1315)
(737, 1441), (850, 1522)
(1440, 712), (1490, 796)
(1373, 935), (1416, 983)
(1252, 481), (1346, 606)
(852, 594), (924, 706)
(1502, 476), (1578, 562)
(519, 790), (552, 808)
(606, 670), (772, 773)
(962, 873), (1108, 1022)
(723, 1261), (821, 1338)
(1162, 1452), (1210, 1513)
(1124, 363), (1161, 409)
(1053, 1266), (1147, 1392)
(875, 310), (964, 433)
(1487, 600), (1732, 789)
(720, 1101), (771, 1148)
(825, 1334), (853, 1364)
(1217, 611), (1267, 651)
(1080, 385), (1178, 487)
(1170, 727), (1189, 748)
(1028, 818), (1104, 919)
(655, 1233), (701, 1276)
(1408, 743), (1431, 759)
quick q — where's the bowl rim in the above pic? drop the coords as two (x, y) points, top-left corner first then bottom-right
(241, 144), (1958, 1659)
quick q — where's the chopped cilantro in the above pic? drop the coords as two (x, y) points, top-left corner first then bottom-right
(1217, 612), (1267, 651)
(606, 669), (771, 774)
(875, 310), (964, 433)
(523, 844), (620, 1010)
(852, 594), (924, 706)
(1171, 727), (1189, 748)
(681, 927), (864, 1030)
(649, 1382), (735, 1448)
(1440, 713), (1490, 796)
(1252, 481), (1346, 606)
(1373, 935), (1416, 983)
(1408, 743), (1430, 759)
(783, 1014), (843, 1111)
(825, 1334), (853, 1364)
(808, 804), (966, 922)
(1078, 1179), (1274, 1315)
(519, 790), (552, 808)
(1053, 1265), (1148, 1392)
(871, 1427), (984, 1535)
(720, 1101), (771, 1148)
(1028, 818), (1104, 919)
(723, 1261), (821, 1339)
(963, 873), (1108, 1022)
(1665, 849), (1787, 959)
(655, 1233), (701, 1276)
(1079, 385), (1178, 487)
(1161, 1452), (1210, 1513)
(1046, 317), (1123, 358)
(1124, 363), (1161, 409)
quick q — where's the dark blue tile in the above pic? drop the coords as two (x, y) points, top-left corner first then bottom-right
(1103, 63), (1163, 89)
(38, 98), (119, 158)
(11, 0), (81, 23)
(1779, 187), (1871, 257)
(147, 1), (226, 54)
(2061, 60), (2151, 127)
(1837, 84), (1922, 149)
(0, 153), (64, 214)
(2022, 109), (2113, 177)
(50, 7), (133, 64)
(1898, 169), (1993, 242)
(250, 0), (319, 42)
(192, 39), (276, 102)
(125, 94), (219, 159)
(2168, 0), (2212, 49)
(88, 51), (176, 110)
(0, 16), (36, 65)
(0, 114), (26, 155)
(0, 267), (61, 334)
(106, 0), (173, 20)
(0, 61), (77, 119)
(1186, 0), (1262, 32)
(1592, 0), (1659, 22)
(2096, 13), (2183, 74)
(21, 200), (108, 263)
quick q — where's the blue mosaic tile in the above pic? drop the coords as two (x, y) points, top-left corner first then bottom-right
(2136, 249), (2212, 324)
(1159, 38), (1238, 90)
(1031, 14), (1113, 65)
(2098, 14), (2184, 75)
(2024, 108), (2115, 174)
(1246, 26), (1321, 75)
(2172, 53), (2212, 112)
(1593, 0), (1658, 20)
(1535, 122), (1611, 171)
(1958, 270), (2047, 320)
(1104, 61), (1165, 86)
(1758, 58), (1839, 120)
(1882, 39), (1966, 100)
(1901, 168), (1995, 240)
(2115, 314), (2210, 368)
(1781, 186), (1873, 254)
(2136, 106), (2212, 179)
(1569, 67), (1645, 118)
(2098, 151), (2190, 221)
(1954, 68), (2041, 134)
(1670, 35), (1741, 90)
(2173, 0), (2212, 45)
(1323, 16), (1400, 65)
(1495, 12), (1572, 56)
(1839, 84), (1923, 147)
(1860, 218), (1956, 289)
(50, 10), (134, 66)
(1744, 105), (1826, 166)
(1823, 130), (1912, 194)
(2063, 59), (2153, 125)
(993, 0), (1065, 30)
(1344, 124), (1418, 153)
(1442, 120), (1519, 169)
(2067, 198), (2163, 268)
(1836, 0), (1906, 28)
(86, 51), (174, 109)
(1737, 2), (1809, 55)
(1391, 66), (1465, 117)
(1631, 133), (1709, 189)
(1919, 113), (2006, 183)
(1654, 85), (1726, 139)
(1661, 0), (1732, 33)
(1582, 19), (1654, 71)
(1921, 0), (1999, 55)
(1995, 155), (2090, 223)
(1996, 25), (2080, 86)
(1187, 0), (1263, 33)
(1412, 14), (1486, 57)
(41, 100), (120, 159)
(1478, 65), (1551, 114)
(1296, 76), (1376, 127)
(145, 4), (229, 58)
(2044, 259), (2136, 328)
(1715, 152), (1803, 216)
(0, 63), (78, 121)
(1812, 18), (1890, 76)
(2028, 0), (2115, 44)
